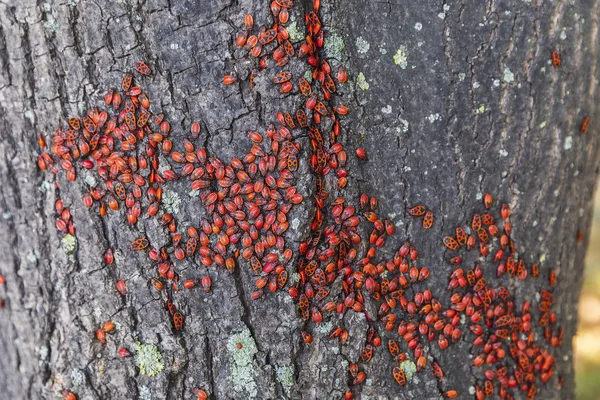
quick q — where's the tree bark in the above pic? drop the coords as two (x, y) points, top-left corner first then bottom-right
(0, 0), (599, 399)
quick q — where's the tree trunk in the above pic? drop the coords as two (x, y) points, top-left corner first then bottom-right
(0, 0), (598, 399)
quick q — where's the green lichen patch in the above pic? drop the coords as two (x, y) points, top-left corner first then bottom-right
(324, 32), (345, 60)
(286, 20), (305, 42)
(24, 110), (36, 124)
(275, 365), (294, 394)
(70, 369), (84, 386)
(399, 119), (409, 133)
(162, 190), (181, 214)
(289, 272), (300, 286)
(139, 385), (152, 400)
(43, 19), (59, 33)
(61, 234), (77, 253)
(113, 249), (123, 265)
(356, 72), (369, 91)
(135, 343), (165, 376)
(38, 345), (49, 367)
(27, 250), (37, 262)
(503, 68), (515, 83)
(475, 105), (485, 115)
(316, 320), (333, 335)
(399, 360), (417, 381)
(84, 174), (97, 187)
(227, 328), (258, 397)
(393, 48), (408, 69)
(355, 37), (370, 54)
(38, 181), (52, 194)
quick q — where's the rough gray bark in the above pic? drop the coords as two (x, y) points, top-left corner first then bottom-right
(0, 0), (599, 399)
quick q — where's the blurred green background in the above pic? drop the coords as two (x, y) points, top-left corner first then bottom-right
(576, 187), (600, 400)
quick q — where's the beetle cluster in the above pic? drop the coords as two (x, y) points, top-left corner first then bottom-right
(37, 61), (197, 329)
(37, 55), (303, 397)
(53, 199), (76, 235)
(34, 0), (566, 398)
(408, 205), (435, 230)
(222, 0), (465, 398)
(94, 320), (116, 345)
(38, 52), (310, 329)
(250, 3), (561, 399)
(37, 61), (159, 228)
(434, 194), (560, 399)
(232, 1), (466, 397)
